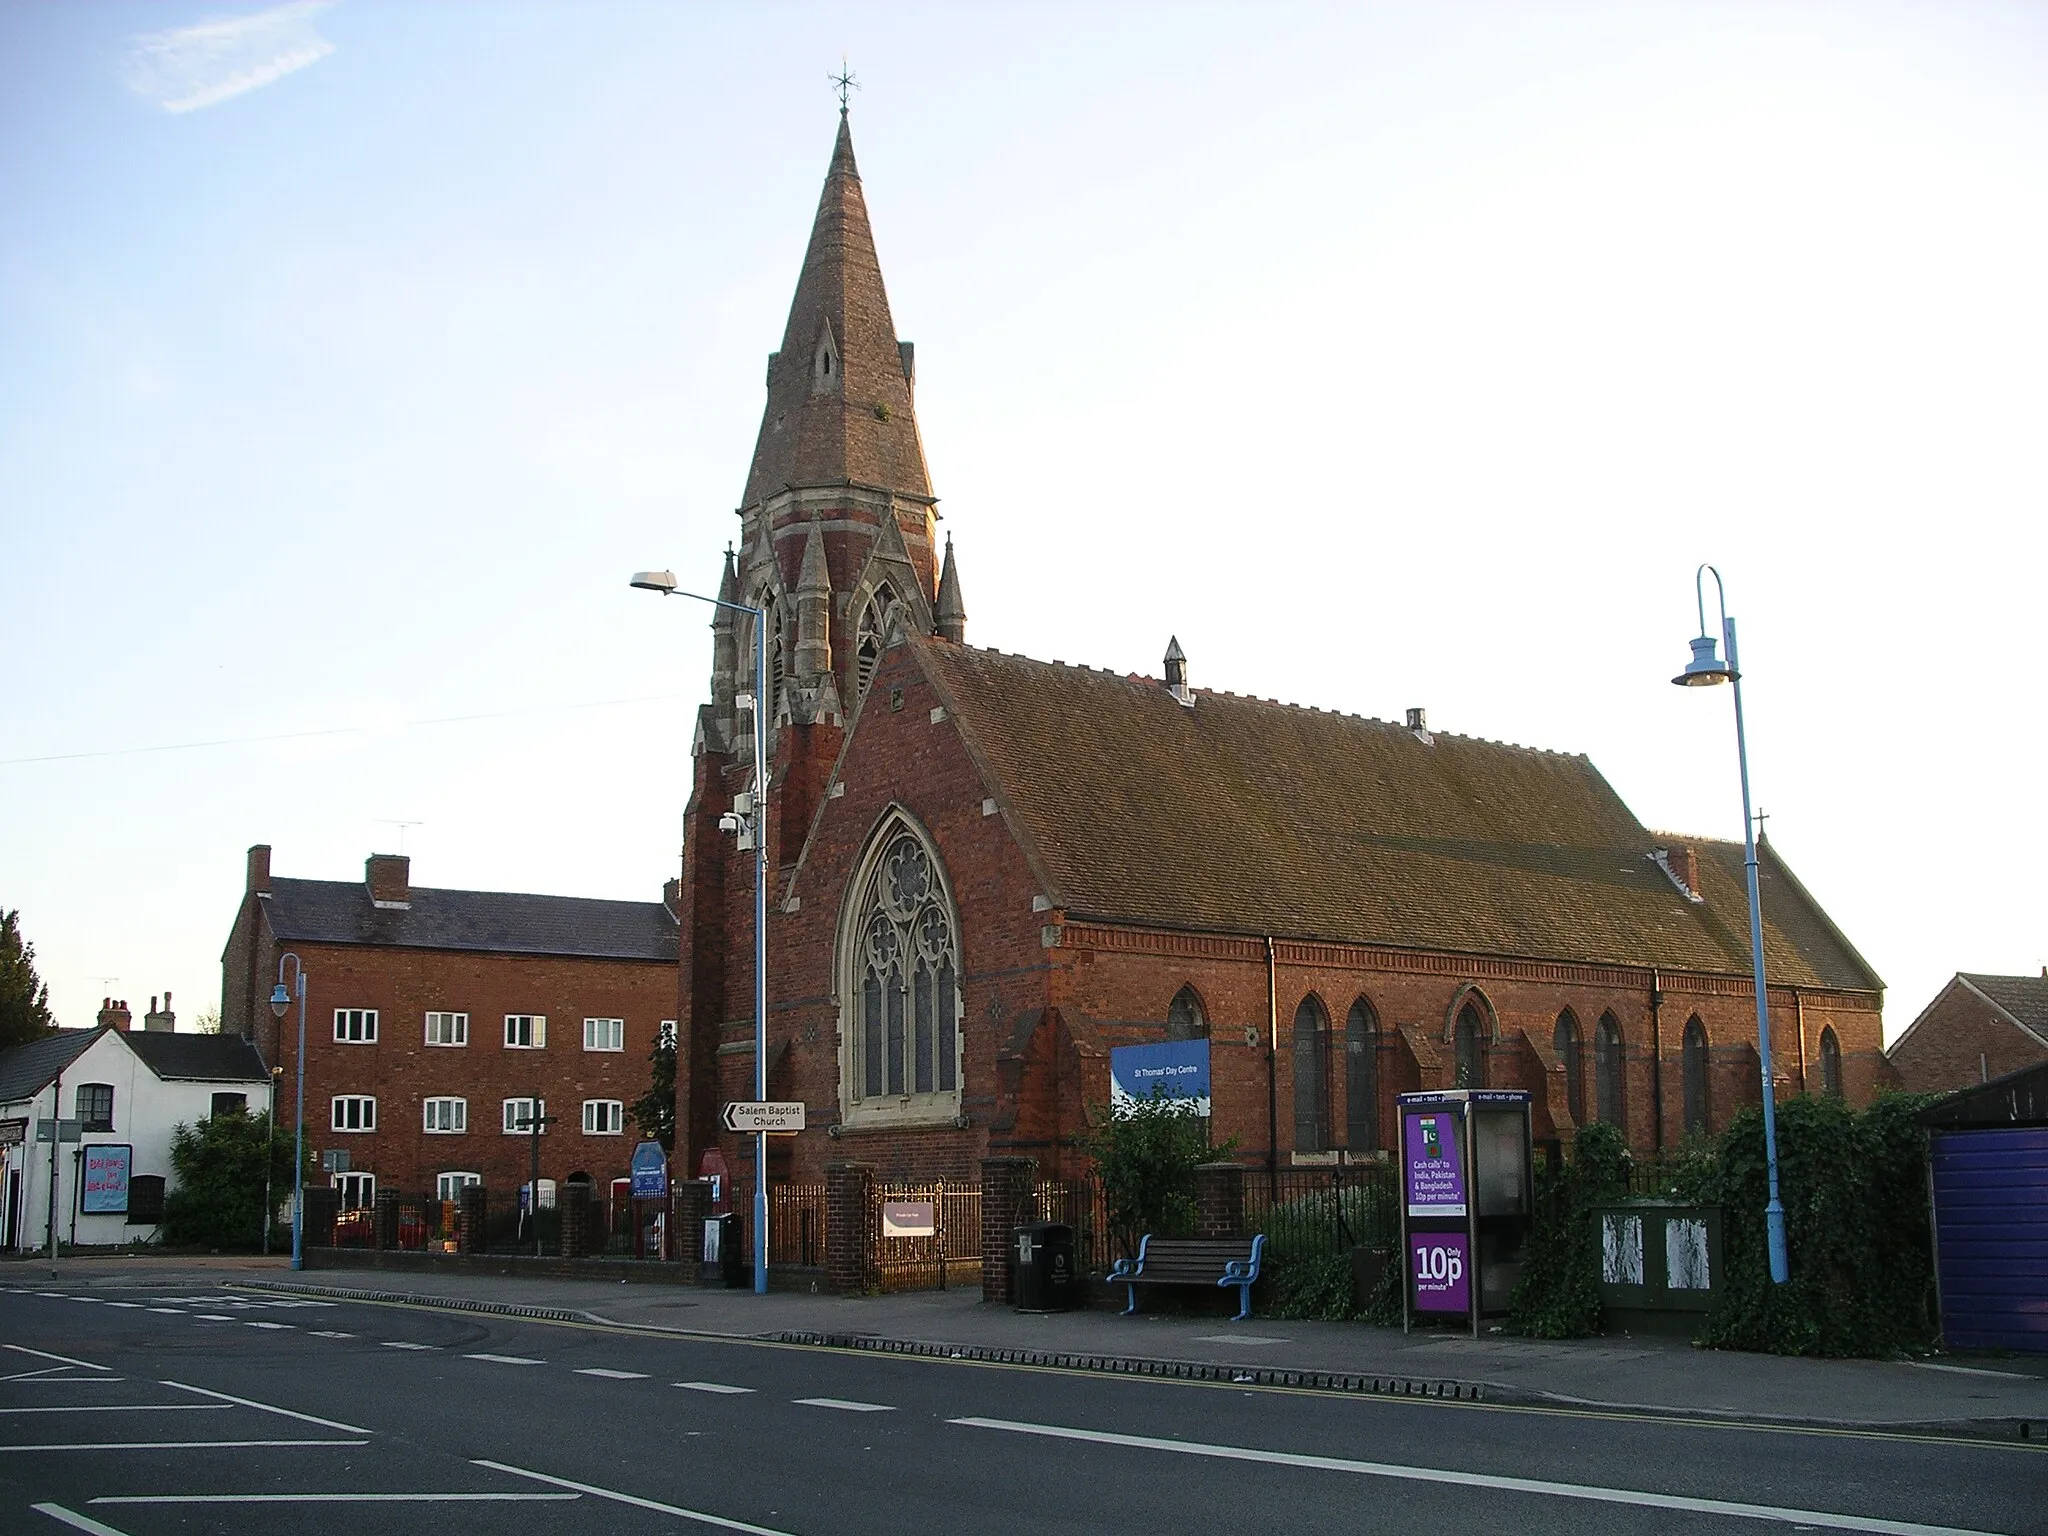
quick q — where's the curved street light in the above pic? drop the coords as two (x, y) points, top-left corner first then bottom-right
(632, 567), (771, 1297)
(1672, 565), (1790, 1285)
(268, 954), (308, 1271)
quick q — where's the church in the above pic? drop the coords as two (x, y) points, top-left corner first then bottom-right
(671, 111), (1887, 1192)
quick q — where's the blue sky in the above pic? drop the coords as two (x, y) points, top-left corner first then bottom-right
(3, 2), (2044, 1040)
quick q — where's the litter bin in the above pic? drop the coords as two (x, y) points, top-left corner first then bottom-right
(701, 1212), (745, 1288)
(1013, 1222), (1078, 1312)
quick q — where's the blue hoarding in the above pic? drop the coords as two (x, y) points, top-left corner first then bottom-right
(1110, 1040), (1211, 1117)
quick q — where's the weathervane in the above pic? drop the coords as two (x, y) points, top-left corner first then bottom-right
(832, 60), (859, 113)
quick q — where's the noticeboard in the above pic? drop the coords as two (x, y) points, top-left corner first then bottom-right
(629, 1140), (669, 1198)
(81, 1144), (132, 1215)
(1109, 1039), (1211, 1117)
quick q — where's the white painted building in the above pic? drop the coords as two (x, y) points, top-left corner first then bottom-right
(0, 1024), (273, 1251)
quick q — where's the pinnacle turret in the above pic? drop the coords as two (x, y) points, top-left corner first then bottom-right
(935, 532), (967, 644)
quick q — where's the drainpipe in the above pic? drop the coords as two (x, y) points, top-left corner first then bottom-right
(1265, 937), (1279, 1200)
(1649, 970), (1665, 1156)
(1793, 989), (1808, 1094)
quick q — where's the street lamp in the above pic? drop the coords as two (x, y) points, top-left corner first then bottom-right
(632, 567), (770, 1296)
(1672, 565), (1790, 1285)
(268, 954), (308, 1272)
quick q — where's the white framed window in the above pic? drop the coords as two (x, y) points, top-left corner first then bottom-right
(503, 1097), (548, 1134)
(504, 1014), (546, 1049)
(435, 1171), (481, 1203)
(331, 1095), (377, 1132)
(334, 1008), (378, 1044)
(582, 1099), (625, 1136)
(425, 1011), (468, 1047)
(335, 1171), (375, 1208)
(422, 1097), (467, 1134)
(583, 1017), (625, 1052)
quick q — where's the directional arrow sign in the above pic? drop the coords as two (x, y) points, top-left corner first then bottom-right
(722, 1100), (806, 1135)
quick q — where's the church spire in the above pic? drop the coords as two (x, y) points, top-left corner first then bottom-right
(934, 532), (967, 644)
(741, 114), (931, 511)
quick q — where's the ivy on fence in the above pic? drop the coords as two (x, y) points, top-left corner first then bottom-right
(1506, 1122), (1631, 1338)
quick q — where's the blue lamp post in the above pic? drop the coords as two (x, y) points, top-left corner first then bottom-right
(1672, 565), (1790, 1285)
(632, 568), (771, 1297)
(268, 954), (308, 1271)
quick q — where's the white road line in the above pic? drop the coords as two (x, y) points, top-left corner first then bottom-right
(311, 1330), (354, 1339)
(161, 1380), (373, 1436)
(1, 1439), (367, 1452)
(244, 1321), (293, 1330)
(93, 1493), (581, 1505)
(673, 1382), (755, 1394)
(67, 1296), (99, 1303)
(31, 1502), (132, 1536)
(196, 1314), (238, 1322)
(4, 1345), (111, 1371)
(102, 1302), (142, 1309)
(474, 1459), (797, 1535)
(949, 1418), (2012, 1536)
(145, 1308), (185, 1316)
(464, 1353), (544, 1366)
(382, 1341), (436, 1351)
(1904, 1360), (2037, 1381)
(1192, 1334), (1287, 1345)
(795, 1398), (895, 1413)
(0, 1405), (229, 1416)
(575, 1368), (650, 1380)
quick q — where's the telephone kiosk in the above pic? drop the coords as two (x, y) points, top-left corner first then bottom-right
(1397, 1089), (1534, 1335)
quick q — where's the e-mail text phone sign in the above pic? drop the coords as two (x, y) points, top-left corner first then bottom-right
(1403, 1108), (1469, 1313)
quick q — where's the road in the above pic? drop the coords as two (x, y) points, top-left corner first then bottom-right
(1, 1279), (2040, 1535)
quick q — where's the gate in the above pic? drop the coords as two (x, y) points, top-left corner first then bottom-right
(870, 1180), (981, 1292)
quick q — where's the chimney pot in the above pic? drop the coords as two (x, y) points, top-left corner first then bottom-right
(98, 998), (133, 1032)
(366, 853), (412, 909)
(662, 877), (683, 921)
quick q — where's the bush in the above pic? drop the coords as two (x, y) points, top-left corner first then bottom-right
(1508, 1121), (1632, 1338)
(161, 1110), (308, 1251)
(1084, 1090), (1231, 1264)
(1256, 1177), (1400, 1320)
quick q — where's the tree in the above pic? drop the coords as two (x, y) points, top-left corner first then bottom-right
(161, 1109), (309, 1251)
(191, 1005), (222, 1034)
(630, 1021), (676, 1151)
(0, 908), (57, 1050)
(1084, 1089), (1226, 1261)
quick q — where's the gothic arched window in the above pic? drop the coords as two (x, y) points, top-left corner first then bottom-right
(1345, 998), (1379, 1152)
(1554, 1010), (1584, 1126)
(1819, 1026), (1843, 1099)
(1594, 1012), (1625, 1128)
(1454, 1000), (1488, 1090)
(1292, 995), (1331, 1153)
(855, 583), (898, 698)
(1166, 986), (1208, 1042)
(1682, 1017), (1711, 1137)
(839, 816), (962, 1125)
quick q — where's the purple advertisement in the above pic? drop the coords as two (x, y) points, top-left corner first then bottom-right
(1403, 1108), (1467, 1216)
(1411, 1232), (1471, 1314)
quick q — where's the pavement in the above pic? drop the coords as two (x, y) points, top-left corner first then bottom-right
(17, 1251), (2048, 1440)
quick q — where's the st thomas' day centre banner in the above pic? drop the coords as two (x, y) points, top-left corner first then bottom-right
(1109, 1040), (1211, 1117)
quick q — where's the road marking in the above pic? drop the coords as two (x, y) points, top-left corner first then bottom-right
(162, 1380), (373, 1435)
(311, 1330), (354, 1338)
(382, 1341), (437, 1350)
(102, 1302), (142, 1309)
(949, 1418), (2011, 1536)
(244, 1321), (293, 1330)
(1904, 1360), (2036, 1381)
(575, 1368), (650, 1380)
(196, 1313), (238, 1321)
(796, 1398), (895, 1413)
(145, 1308), (185, 1316)
(0, 1405), (229, 1416)
(68, 1296), (99, 1303)
(31, 1503), (132, 1536)
(1, 1439), (367, 1452)
(93, 1493), (581, 1505)
(674, 1382), (754, 1394)
(5, 1345), (111, 1371)
(465, 1353), (545, 1366)
(1192, 1335), (1287, 1345)
(474, 1459), (797, 1535)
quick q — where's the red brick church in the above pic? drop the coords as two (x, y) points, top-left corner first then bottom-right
(672, 111), (1887, 1192)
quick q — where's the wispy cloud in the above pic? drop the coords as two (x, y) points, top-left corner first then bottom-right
(123, 1), (337, 115)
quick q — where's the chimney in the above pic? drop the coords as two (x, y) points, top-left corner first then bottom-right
(1163, 637), (1193, 707)
(247, 844), (272, 893)
(98, 997), (132, 1032)
(1407, 708), (1432, 744)
(143, 991), (175, 1032)
(366, 853), (411, 909)
(662, 877), (683, 922)
(1672, 844), (1701, 898)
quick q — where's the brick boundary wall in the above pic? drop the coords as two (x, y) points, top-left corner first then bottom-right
(1194, 1162), (1246, 1238)
(457, 1185), (487, 1255)
(560, 1183), (591, 1260)
(825, 1161), (875, 1294)
(979, 1157), (1038, 1303)
(372, 1190), (400, 1250)
(672, 1179), (712, 1266)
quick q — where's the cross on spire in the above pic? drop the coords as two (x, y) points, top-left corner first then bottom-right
(831, 61), (859, 113)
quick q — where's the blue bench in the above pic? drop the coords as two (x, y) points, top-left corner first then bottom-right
(1108, 1235), (1265, 1323)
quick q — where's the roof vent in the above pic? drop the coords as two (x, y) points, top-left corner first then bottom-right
(1163, 637), (1193, 707)
(1407, 707), (1432, 744)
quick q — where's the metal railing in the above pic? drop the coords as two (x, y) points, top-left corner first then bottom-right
(769, 1183), (829, 1268)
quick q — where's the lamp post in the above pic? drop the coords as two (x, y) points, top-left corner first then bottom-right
(1672, 565), (1790, 1285)
(268, 954), (308, 1271)
(632, 568), (770, 1296)
(261, 1064), (283, 1255)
